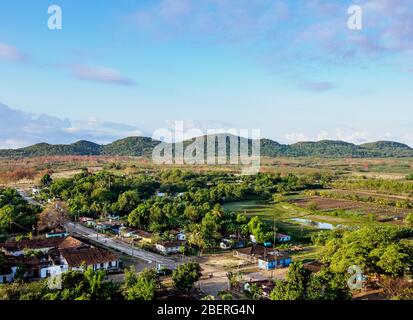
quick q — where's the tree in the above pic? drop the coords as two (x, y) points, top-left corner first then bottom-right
(306, 270), (351, 300)
(184, 205), (200, 222)
(248, 283), (263, 300)
(321, 226), (412, 277)
(0, 279), (50, 300)
(123, 267), (158, 300)
(404, 212), (413, 227)
(172, 262), (202, 293)
(199, 212), (221, 248)
(375, 244), (410, 277)
(40, 173), (52, 186)
(44, 267), (120, 300)
(118, 190), (140, 215)
(37, 201), (68, 232)
(0, 205), (15, 232)
(270, 262), (351, 300)
(270, 262), (310, 300)
(187, 225), (206, 254)
(128, 204), (150, 229)
(248, 216), (271, 243)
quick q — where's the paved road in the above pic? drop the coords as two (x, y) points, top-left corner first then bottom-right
(15, 188), (178, 269)
(65, 222), (178, 269)
(17, 188), (39, 205)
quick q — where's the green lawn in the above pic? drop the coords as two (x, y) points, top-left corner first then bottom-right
(223, 199), (324, 240)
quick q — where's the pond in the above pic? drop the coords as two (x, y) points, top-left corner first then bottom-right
(290, 218), (343, 230)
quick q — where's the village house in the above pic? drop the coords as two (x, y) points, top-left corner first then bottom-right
(155, 240), (186, 255)
(0, 237), (64, 256)
(135, 230), (153, 243)
(170, 229), (186, 241)
(220, 237), (247, 250)
(220, 239), (232, 250)
(276, 233), (292, 243)
(108, 214), (120, 222)
(119, 227), (136, 238)
(234, 245), (292, 270)
(0, 236), (120, 282)
(79, 217), (94, 223)
(258, 252), (292, 270)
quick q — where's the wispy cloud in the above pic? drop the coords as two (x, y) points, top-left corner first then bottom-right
(128, 0), (289, 43)
(71, 65), (136, 86)
(128, 0), (413, 65)
(0, 103), (145, 148)
(0, 43), (30, 63)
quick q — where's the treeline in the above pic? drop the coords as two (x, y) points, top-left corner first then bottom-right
(2, 136), (413, 158)
(332, 178), (413, 196)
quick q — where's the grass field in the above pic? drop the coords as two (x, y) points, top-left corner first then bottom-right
(223, 199), (336, 240)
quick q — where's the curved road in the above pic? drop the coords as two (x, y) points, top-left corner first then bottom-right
(15, 188), (178, 269)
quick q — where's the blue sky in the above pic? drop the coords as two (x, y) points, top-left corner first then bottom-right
(1, 0), (413, 148)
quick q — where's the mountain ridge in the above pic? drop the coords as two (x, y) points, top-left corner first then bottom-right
(0, 135), (412, 158)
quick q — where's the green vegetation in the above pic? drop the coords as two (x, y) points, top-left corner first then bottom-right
(270, 262), (351, 300)
(2, 136), (413, 158)
(321, 226), (413, 277)
(309, 190), (413, 209)
(0, 188), (41, 234)
(333, 178), (413, 196)
(0, 267), (120, 300)
(123, 267), (159, 300)
(172, 262), (202, 293)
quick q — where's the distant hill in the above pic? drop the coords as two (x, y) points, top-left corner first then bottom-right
(359, 141), (413, 157)
(0, 136), (413, 158)
(101, 137), (161, 156)
(0, 140), (102, 157)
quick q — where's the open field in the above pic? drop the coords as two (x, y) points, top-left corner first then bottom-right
(291, 196), (409, 218)
(1, 155), (413, 186)
(223, 199), (332, 240)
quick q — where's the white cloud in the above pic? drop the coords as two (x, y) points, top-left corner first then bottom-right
(71, 65), (135, 86)
(0, 103), (145, 148)
(285, 128), (373, 144)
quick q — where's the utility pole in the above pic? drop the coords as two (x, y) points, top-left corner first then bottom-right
(273, 213), (276, 249)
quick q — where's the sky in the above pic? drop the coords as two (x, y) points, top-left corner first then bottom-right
(1, 0), (413, 148)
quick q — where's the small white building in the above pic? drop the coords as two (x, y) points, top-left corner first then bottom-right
(250, 234), (257, 244)
(170, 229), (186, 241)
(155, 241), (185, 255)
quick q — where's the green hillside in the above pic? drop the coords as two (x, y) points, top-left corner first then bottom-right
(0, 136), (412, 158)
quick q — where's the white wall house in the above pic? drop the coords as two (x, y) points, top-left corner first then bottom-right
(155, 241), (185, 254)
(176, 232), (186, 241)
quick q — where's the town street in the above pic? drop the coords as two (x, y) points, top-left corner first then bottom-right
(65, 222), (178, 269)
(17, 188), (39, 205)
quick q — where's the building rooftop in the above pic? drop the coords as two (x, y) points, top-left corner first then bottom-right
(135, 229), (153, 238)
(157, 240), (186, 248)
(60, 247), (117, 268)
